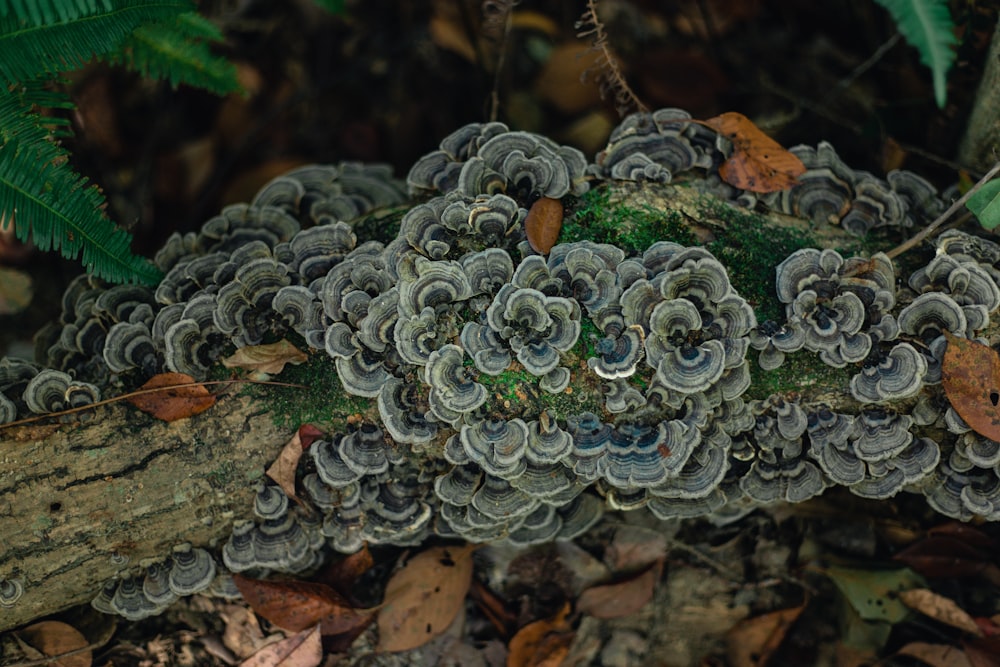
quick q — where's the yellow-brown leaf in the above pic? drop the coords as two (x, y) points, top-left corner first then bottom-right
(698, 112), (806, 193)
(942, 332), (1000, 442)
(126, 372), (216, 422)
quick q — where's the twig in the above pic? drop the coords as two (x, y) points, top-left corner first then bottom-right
(0, 378), (306, 431)
(821, 33), (902, 105)
(483, 0), (515, 122)
(576, 0), (648, 117)
(885, 159), (1000, 260)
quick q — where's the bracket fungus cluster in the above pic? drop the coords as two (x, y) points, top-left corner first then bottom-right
(4, 109), (999, 622)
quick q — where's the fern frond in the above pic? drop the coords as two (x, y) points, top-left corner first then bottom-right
(3, 80), (74, 139)
(115, 11), (241, 94)
(0, 0), (195, 85)
(0, 0), (110, 24)
(0, 138), (162, 284)
(874, 0), (957, 108)
(0, 87), (161, 284)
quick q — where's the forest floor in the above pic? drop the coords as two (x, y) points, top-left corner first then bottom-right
(2, 1), (1000, 665)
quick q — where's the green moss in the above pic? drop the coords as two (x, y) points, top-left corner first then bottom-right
(351, 205), (409, 245)
(563, 187), (696, 252)
(476, 366), (604, 420)
(575, 317), (601, 359)
(254, 353), (372, 431)
(698, 197), (813, 323)
(744, 350), (854, 401)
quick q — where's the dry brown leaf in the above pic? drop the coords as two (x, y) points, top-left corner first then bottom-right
(725, 603), (805, 667)
(695, 112), (806, 193)
(239, 624), (323, 667)
(16, 620), (92, 667)
(942, 332), (1000, 442)
(316, 543), (374, 598)
(232, 575), (373, 636)
(605, 524), (669, 573)
(897, 641), (974, 667)
(900, 589), (983, 636)
(507, 602), (574, 667)
(576, 559), (662, 620)
(525, 197), (563, 255)
(222, 339), (308, 378)
(297, 424), (325, 450)
(266, 427), (310, 502)
(220, 604), (283, 659)
(377, 543), (476, 652)
(126, 372), (216, 422)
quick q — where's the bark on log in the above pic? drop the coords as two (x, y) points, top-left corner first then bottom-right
(0, 395), (292, 631)
(0, 181), (920, 632)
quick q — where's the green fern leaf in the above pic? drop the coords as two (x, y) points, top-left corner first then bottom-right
(0, 140), (162, 284)
(0, 0), (195, 85)
(874, 0), (957, 108)
(115, 11), (241, 94)
(0, 0), (110, 24)
(0, 91), (161, 285)
(2, 80), (75, 139)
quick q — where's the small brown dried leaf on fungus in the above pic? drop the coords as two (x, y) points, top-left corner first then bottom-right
(697, 112), (806, 193)
(942, 331), (1000, 442)
(525, 197), (563, 255)
(222, 339), (308, 377)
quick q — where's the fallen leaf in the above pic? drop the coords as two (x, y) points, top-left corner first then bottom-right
(240, 624), (322, 667)
(525, 197), (563, 255)
(507, 602), (574, 667)
(222, 340), (308, 378)
(16, 620), (91, 667)
(726, 603), (805, 667)
(377, 543), (476, 652)
(894, 535), (991, 578)
(220, 604), (283, 659)
(469, 578), (517, 639)
(266, 428), (309, 502)
(963, 636), (1000, 667)
(576, 559), (662, 620)
(126, 372), (216, 422)
(232, 575), (373, 635)
(897, 642), (973, 667)
(315, 543), (375, 598)
(696, 112), (806, 193)
(822, 565), (925, 623)
(942, 332), (1000, 441)
(605, 524), (669, 573)
(297, 424), (325, 450)
(900, 589), (983, 636)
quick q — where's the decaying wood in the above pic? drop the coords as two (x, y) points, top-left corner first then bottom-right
(0, 394), (293, 631)
(0, 181), (917, 632)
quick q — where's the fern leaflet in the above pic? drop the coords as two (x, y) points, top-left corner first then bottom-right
(0, 0), (110, 24)
(115, 11), (241, 95)
(0, 0), (195, 85)
(875, 0), (957, 108)
(0, 90), (161, 284)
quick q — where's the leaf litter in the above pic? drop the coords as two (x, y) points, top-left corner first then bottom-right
(377, 543), (477, 652)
